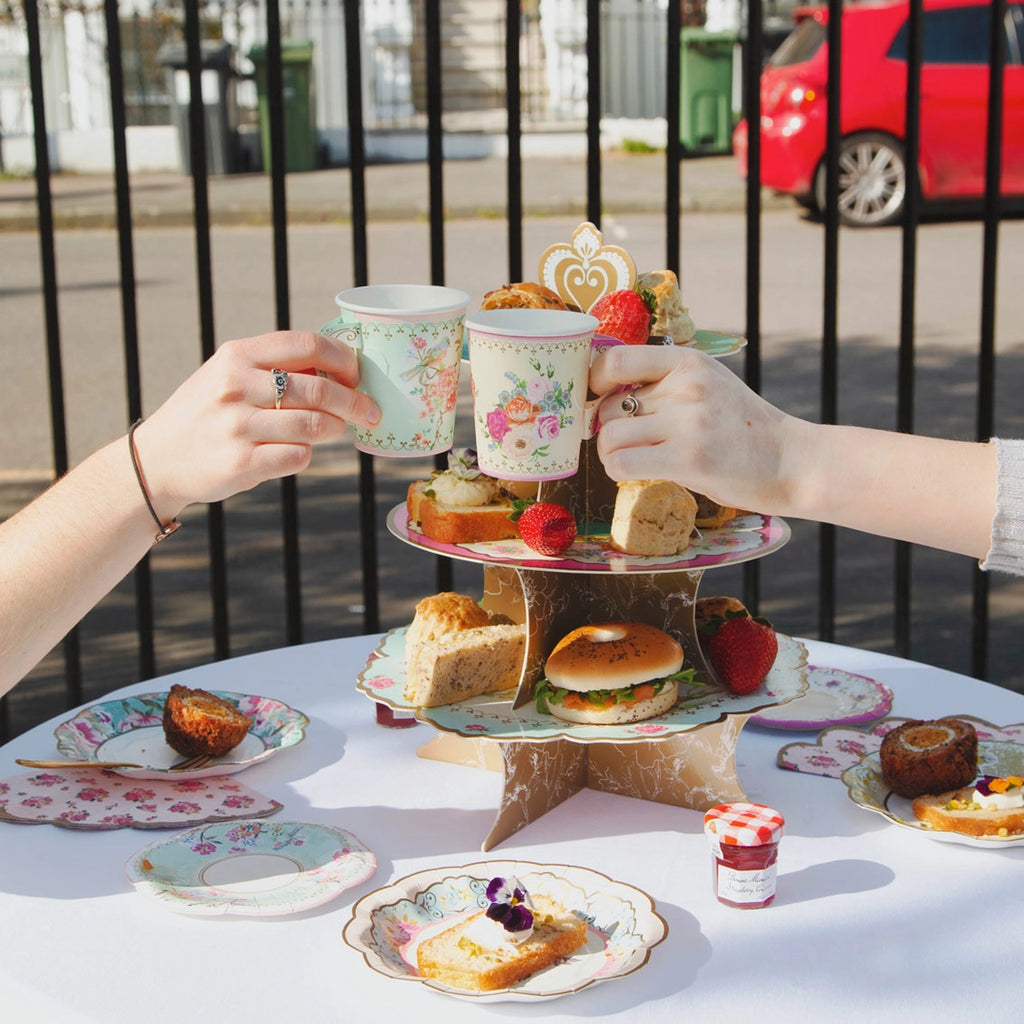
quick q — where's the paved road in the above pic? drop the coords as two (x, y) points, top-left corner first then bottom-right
(5, 198), (1024, 737)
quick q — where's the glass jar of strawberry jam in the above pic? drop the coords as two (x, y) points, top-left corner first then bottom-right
(703, 802), (785, 909)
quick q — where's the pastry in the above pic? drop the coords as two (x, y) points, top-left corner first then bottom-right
(690, 490), (738, 529)
(609, 479), (697, 556)
(878, 718), (978, 798)
(636, 269), (696, 344)
(162, 684), (250, 758)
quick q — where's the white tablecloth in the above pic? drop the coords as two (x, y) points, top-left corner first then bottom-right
(2, 635), (1023, 1022)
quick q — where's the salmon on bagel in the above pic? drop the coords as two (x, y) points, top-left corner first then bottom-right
(534, 622), (692, 725)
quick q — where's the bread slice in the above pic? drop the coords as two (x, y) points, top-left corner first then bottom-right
(912, 789), (1024, 838)
(407, 480), (519, 545)
(416, 896), (587, 992)
(405, 623), (527, 706)
(610, 479), (697, 556)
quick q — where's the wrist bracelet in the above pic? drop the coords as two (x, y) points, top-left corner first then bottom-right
(128, 419), (181, 543)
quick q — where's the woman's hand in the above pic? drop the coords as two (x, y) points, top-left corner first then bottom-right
(132, 330), (381, 519)
(590, 344), (802, 515)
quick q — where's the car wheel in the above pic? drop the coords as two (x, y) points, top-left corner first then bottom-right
(814, 133), (907, 227)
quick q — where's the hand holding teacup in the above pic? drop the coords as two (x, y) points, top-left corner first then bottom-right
(320, 284), (470, 458)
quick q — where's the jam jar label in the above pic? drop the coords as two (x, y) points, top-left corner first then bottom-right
(716, 861), (778, 905)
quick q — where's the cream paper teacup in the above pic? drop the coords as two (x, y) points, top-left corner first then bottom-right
(465, 308), (599, 481)
(320, 284), (469, 457)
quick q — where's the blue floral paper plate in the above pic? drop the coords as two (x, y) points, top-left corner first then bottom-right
(53, 691), (308, 780)
(126, 820), (376, 916)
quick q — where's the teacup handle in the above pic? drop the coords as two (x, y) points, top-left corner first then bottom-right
(319, 318), (362, 351)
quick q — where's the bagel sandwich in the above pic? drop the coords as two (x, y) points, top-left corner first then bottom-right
(534, 622), (693, 725)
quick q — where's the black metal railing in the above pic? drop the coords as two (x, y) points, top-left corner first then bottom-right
(0, 0), (1013, 741)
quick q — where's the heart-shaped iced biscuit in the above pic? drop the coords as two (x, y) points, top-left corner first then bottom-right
(538, 221), (637, 314)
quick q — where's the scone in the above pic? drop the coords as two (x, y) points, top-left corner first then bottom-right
(162, 684), (250, 758)
(879, 718), (978, 798)
(405, 592), (490, 647)
(609, 479), (697, 556)
(480, 282), (567, 311)
(636, 269), (696, 344)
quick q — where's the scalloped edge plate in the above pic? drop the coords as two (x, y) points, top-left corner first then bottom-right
(342, 860), (666, 1002)
(388, 506), (790, 573)
(53, 691), (309, 780)
(750, 666), (893, 730)
(841, 740), (1024, 847)
(126, 820), (376, 916)
(358, 627), (809, 744)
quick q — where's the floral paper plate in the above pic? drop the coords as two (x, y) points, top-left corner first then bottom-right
(53, 691), (308, 780)
(343, 860), (666, 1002)
(126, 820), (376, 916)
(388, 505), (790, 573)
(840, 740), (1024, 848)
(359, 627), (808, 744)
(750, 666), (893, 730)
(686, 328), (746, 358)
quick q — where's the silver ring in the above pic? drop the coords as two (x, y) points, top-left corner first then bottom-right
(271, 368), (288, 410)
(620, 392), (640, 417)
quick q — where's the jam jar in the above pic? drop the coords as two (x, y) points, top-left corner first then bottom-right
(703, 802), (785, 909)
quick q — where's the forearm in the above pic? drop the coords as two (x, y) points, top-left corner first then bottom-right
(0, 436), (166, 696)
(778, 420), (997, 559)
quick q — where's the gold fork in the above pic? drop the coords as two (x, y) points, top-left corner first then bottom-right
(167, 753), (213, 772)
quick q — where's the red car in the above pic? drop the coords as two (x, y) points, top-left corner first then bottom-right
(733, 0), (1024, 226)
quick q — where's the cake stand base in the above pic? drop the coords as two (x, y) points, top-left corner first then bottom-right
(418, 714), (750, 851)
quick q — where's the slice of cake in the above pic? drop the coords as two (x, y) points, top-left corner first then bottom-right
(416, 878), (586, 992)
(405, 623), (526, 707)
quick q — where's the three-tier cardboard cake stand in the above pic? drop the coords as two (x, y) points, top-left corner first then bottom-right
(357, 223), (808, 851)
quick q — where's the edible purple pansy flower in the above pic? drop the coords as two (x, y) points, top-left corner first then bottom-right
(485, 875), (534, 933)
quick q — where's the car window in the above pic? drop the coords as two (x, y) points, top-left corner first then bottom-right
(768, 18), (827, 66)
(888, 4), (1014, 64)
(1008, 3), (1024, 64)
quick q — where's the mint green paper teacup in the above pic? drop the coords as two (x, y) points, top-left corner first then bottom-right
(320, 284), (469, 457)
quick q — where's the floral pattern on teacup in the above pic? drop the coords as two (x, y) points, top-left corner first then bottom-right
(480, 357), (576, 463)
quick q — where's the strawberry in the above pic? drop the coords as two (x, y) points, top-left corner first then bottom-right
(699, 609), (778, 695)
(511, 500), (577, 557)
(590, 288), (657, 346)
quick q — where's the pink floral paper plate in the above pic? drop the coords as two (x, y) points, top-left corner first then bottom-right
(126, 820), (376, 916)
(0, 769), (282, 830)
(52, 690), (308, 780)
(750, 665), (893, 731)
(388, 505), (790, 573)
(343, 860), (666, 1002)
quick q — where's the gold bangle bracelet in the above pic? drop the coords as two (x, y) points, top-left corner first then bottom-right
(128, 419), (181, 543)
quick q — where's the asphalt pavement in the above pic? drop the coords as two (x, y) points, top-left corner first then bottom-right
(0, 150), (788, 230)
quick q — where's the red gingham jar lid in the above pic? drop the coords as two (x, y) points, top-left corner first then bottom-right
(704, 802), (785, 846)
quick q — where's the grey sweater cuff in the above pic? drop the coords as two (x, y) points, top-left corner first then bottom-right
(981, 437), (1024, 575)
